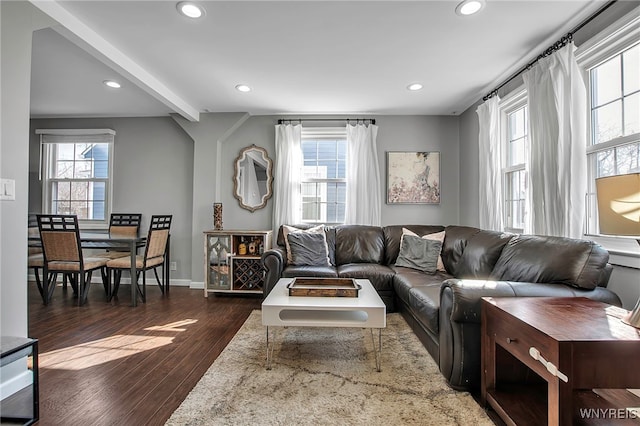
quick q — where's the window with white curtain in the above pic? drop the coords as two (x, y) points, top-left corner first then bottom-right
(37, 129), (115, 227)
(578, 11), (640, 236)
(500, 91), (529, 233)
(300, 128), (347, 224)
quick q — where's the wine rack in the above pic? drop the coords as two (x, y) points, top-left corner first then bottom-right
(203, 229), (272, 296)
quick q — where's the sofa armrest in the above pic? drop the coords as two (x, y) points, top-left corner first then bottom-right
(438, 278), (622, 390)
(261, 247), (287, 297)
(441, 278), (622, 325)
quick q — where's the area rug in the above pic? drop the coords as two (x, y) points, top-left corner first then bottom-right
(166, 311), (493, 425)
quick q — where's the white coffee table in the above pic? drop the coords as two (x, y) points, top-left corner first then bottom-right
(261, 277), (386, 371)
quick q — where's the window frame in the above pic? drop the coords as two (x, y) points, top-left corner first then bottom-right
(37, 129), (115, 229)
(299, 127), (347, 225)
(499, 89), (529, 234)
(576, 7), (640, 258)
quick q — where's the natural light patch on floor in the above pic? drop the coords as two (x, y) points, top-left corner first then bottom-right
(40, 335), (174, 370)
(144, 319), (198, 332)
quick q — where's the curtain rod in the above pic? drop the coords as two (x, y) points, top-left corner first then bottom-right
(483, 0), (617, 101)
(277, 118), (376, 125)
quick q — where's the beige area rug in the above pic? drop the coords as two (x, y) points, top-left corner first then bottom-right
(166, 311), (493, 426)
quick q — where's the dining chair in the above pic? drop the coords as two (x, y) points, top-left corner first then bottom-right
(95, 213), (143, 259)
(27, 214), (44, 295)
(107, 215), (172, 303)
(37, 214), (109, 306)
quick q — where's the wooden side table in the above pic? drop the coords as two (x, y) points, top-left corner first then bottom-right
(481, 297), (640, 426)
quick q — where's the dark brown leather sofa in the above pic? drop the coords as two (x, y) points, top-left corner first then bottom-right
(261, 224), (621, 391)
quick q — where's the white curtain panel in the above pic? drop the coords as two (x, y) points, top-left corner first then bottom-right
(476, 96), (504, 231)
(345, 124), (381, 226)
(523, 44), (587, 239)
(273, 124), (303, 232)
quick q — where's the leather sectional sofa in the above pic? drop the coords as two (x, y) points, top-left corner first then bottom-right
(261, 224), (622, 390)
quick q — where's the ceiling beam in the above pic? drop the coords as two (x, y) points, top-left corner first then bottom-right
(29, 0), (200, 122)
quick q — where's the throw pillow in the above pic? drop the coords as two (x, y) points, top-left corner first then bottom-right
(282, 225), (326, 264)
(401, 228), (446, 272)
(286, 232), (331, 266)
(395, 234), (442, 274)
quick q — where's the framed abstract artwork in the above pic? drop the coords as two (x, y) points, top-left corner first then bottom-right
(386, 151), (440, 204)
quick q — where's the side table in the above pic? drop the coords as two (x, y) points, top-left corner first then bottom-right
(481, 297), (640, 426)
(0, 337), (39, 425)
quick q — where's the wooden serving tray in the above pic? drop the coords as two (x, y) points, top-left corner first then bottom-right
(287, 277), (361, 298)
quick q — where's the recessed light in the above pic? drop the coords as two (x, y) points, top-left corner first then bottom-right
(103, 80), (121, 89)
(177, 2), (205, 19)
(407, 83), (423, 91)
(455, 0), (485, 16)
(235, 84), (251, 93)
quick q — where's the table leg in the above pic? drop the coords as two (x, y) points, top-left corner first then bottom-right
(130, 241), (137, 307)
(266, 326), (277, 370)
(370, 328), (382, 372)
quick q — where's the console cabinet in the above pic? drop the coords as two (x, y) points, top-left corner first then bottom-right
(204, 230), (272, 296)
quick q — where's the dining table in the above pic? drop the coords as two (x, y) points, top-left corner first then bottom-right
(29, 231), (170, 307)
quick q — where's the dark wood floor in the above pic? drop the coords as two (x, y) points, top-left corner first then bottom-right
(27, 280), (261, 426)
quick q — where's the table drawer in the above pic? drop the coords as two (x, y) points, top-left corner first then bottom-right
(488, 309), (556, 380)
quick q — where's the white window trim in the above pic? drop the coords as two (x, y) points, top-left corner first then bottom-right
(36, 128), (115, 230)
(500, 89), (528, 234)
(575, 6), (640, 258)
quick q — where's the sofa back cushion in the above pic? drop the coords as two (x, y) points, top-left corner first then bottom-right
(277, 224), (336, 265)
(441, 226), (481, 276)
(383, 225), (446, 265)
(490, 235), (610, 290)
(456, 230), (513, 279)
(335, 225), (385, 265)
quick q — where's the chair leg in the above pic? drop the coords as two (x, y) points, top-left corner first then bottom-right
(33, 268), (44, 298)
(101, 268), (110, 299)
(153, 267), (164, 294)
(66, 273), (78, 295)
(78, 272), (85, 306)
(45, 272), (57, 305)
(111, 270), (122, 301)
(142, 270), (147, 303)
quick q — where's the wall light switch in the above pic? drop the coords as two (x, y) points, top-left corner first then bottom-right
(0, 179), (15, 201)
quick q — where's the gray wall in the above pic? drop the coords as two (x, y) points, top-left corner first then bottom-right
(1, 1), (54, 338)
(458, 101), (480, 228)
(29, 117), (194, 281)
(174, 114), (460, 284)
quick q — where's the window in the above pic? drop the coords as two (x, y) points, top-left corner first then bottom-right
(584, 41), (640, 235)
(500, 92), (529, 233)
(300, 128), (347, 224)
(37, 129), (115, 227)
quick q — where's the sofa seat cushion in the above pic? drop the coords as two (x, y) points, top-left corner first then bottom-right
(282, 265), (338, 279)
(337, 263), (395, 292)
(392, 266), (450, 304)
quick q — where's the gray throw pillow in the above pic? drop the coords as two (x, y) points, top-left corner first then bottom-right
(395, 234), (442, 274)
(287, 232), (331, 266)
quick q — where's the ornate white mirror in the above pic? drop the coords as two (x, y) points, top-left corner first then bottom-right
(233, 145), (273, 212)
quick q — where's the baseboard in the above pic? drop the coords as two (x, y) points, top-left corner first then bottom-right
(28, 273), (192, 287)
(190, 281), (204, 289)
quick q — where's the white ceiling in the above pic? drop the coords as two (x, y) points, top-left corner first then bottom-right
(29, 0), (609, 121)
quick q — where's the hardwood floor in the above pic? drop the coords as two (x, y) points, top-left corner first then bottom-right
(27, 280), (261, 426)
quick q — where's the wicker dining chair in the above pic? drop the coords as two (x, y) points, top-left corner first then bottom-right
(107, 215), (172, 303)
(27, 214), (44, 295)
(94, 213), (143, 259)
(37, 214), (109, 306)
